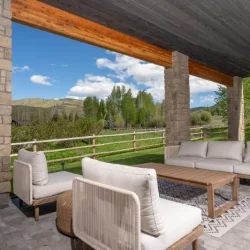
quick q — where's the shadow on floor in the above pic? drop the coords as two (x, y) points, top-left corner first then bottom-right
(11, 197), (57, 219)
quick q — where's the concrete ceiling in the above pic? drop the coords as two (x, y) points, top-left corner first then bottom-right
(40, 0), (250, 77)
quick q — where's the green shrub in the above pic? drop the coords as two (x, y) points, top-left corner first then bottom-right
(12, 118), (104, 152)
(200, 111), (212, 123)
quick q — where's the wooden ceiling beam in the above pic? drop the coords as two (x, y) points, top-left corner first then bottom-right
(12, 0), (233, 86)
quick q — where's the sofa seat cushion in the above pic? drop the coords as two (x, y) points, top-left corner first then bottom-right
(18, 149), (49, 186)
(195, 158), (241, 173)
(234, 163), (250, 175)
(165, 156), (204, 168)
(141, 198), (202, 250)
(177, 141), (208, 158)
(244, 142), (250, 162)
(33, 171), (81, 199)
(82, 157), (164, 237)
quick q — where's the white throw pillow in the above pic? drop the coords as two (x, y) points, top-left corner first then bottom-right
(177, 141), (208, 158)
(81, 157), (164, 237)
(244, 142), (250, 162)
(18, 149), (49, 185)
(207, 141), (243, 161)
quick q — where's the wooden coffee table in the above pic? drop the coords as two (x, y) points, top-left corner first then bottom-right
(135, 163), (239, 219)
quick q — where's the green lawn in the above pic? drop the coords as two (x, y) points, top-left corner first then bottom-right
(54, 147), (164, 175)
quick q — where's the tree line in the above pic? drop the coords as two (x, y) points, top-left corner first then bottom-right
(213, 78), (250, 124)
(83, 86), (165, 128)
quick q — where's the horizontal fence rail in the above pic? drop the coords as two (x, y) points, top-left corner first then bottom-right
(11, 127), (230, 164)
(11, 130), (166, 163)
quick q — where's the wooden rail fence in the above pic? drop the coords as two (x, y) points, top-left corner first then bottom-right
(11, 130), (166, 163)
(10, 127), (229, 164)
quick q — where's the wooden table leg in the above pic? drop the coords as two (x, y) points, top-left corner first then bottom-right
(192, 239), (198, 250)
(232, 177), (239, 204)
(207, 184), (215, 218)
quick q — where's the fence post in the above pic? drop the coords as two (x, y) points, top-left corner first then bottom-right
(33, 139), (37, 152)
(200, 127), (204, 140)
(133, 131), (136, 152)
(92, 134), (96, 159)
(162, 131), (166, 146)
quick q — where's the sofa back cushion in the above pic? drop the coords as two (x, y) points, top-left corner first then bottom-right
(81, 157), (164, 236)
(244, 142), (250, 162)
(207, 141), (243, 161)
(177, 141), (208, 158)
(18, 149), (48, 185)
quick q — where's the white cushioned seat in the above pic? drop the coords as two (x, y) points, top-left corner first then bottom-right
(82, 157), (164, 236)
(234, 162), (250, 175)
(244, 142), (250, 162)
(141, 198), (202, 250)
(165, 156), (204, 168)
(32, 171), (81, 199)
(207, 141), (244, 161)
(195, 158), (241, 172)
(18, 149), (49, 185)
(177, 141), (208, 158)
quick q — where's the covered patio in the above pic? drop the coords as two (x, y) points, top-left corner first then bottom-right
(1, 0), (250, 249)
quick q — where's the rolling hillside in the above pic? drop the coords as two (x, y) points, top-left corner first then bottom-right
(12, 98), (84, 122)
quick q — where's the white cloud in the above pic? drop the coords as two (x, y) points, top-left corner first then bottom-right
(68, 74), (138, 99)
(200, 95), (215, 103)
(30, 75), (52, 86)
(61, 64), (68, 67)
(50, 64), (55, 66)
(190, 76), (220, 95)
(13, 65), (31, 73)
(66, 51), (221, 103)
(96, 52), (221, 102)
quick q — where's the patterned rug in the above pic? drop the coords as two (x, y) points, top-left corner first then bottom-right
(158, 180), (250, 238)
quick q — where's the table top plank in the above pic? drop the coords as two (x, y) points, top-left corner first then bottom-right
(135, 163), (237, 186)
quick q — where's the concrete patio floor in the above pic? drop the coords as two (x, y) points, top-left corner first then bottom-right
(1, 183), (250, 250)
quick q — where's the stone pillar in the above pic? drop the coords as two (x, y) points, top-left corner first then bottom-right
(227, 76), (244, 141)
(0, 0), (12, 209)
(165, 51), (190, 145)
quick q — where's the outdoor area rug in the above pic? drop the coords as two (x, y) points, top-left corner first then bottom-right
(158, 180), (250, 238)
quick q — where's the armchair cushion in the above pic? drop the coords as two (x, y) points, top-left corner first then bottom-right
(18, 149), (48, 185)
(177, 141), (208, 158)
(207, 141), (243, 161)
(165, 156), (204, 168)
(141, 198), (202, 250)
(81, 157), (164, 237)
(32, 171), (81, 199)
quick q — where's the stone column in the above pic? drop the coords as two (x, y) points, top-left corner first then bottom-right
(227, 76), (244, 141)
(0, 0), (12, 209)
(165, 51), (190, 145)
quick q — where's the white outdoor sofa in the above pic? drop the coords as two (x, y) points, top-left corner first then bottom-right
(13, 149), (81, 221)
(165, 141), (250, 180)
(72, 157), (203, 250)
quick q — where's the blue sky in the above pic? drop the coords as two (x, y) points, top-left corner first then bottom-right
(13, 23), (220, 107)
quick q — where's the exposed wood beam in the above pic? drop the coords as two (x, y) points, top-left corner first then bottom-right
(12, 0), (233, 86)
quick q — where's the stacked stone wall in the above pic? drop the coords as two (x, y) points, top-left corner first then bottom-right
(0, 0), (12, 208)
(165, 51), (190, 145)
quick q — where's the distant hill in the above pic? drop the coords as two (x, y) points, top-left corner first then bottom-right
(13, 98), (84, 114)
(12, 98), (84, 122)
(13, 98), (83, 109)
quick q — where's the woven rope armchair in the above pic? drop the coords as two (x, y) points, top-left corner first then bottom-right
(72, 177), (203, 250)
